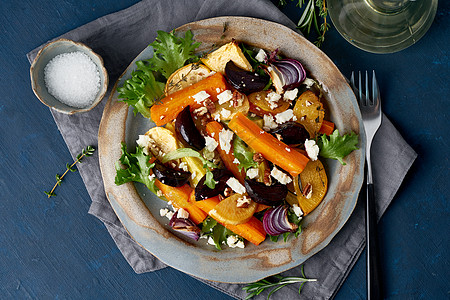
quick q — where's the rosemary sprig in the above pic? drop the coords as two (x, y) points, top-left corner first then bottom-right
(44, 146), (95, 198)
(243, 266), (317, 299)
(279, 0), (330, 47)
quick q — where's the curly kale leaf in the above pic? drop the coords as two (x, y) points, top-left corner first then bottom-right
(317, 130), (359, 165)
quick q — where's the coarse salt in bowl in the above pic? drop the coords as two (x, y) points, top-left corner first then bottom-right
(30, 39), (108, 114)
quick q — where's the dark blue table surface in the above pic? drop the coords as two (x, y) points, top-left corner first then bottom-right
(1, 0), (448, 299)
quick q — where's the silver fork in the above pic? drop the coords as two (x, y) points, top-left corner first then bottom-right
(350, 71), (383, 300)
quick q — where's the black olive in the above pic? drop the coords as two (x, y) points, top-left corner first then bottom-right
(153, 161), (190, 187)
(175, 106), (205, 150)
(271, 122), (309, 145)
(194, 169), (232, 201)
(225, 61), (269, 94)
(244, 179), (287, 206)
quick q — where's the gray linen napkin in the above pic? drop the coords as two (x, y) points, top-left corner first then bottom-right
(27, 0), (417, 299)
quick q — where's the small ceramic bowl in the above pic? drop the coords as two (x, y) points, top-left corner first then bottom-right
(30, 38), (108, 114)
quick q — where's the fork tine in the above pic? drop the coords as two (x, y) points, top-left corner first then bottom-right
(350, 71), (356, 92)
(372, 70), (380, 109)
(365, 71), (370, 105)
(358, 71), (364, 106)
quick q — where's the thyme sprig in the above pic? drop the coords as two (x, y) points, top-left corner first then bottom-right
(243, 266), (317, 299)
(280, 0), (330, 47)
(45, 146), (95, 198)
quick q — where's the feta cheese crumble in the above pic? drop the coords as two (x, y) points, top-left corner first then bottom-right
(255, 49), (267, 63)
(227, 235), (245, 248)
(226, 177), (246, 194)
(275, 109), (296, 124)
(204, 136), (218, 152)
(246, 168), (259, 179)
(271, 166), (292, 185)
(220, 108), (231, 119)
(136, 134), (151, 155)
(283, 88), (298, 101)
(266, 91), (281, 110)
(304, 139), (320, 161)
(177, 208), (190, 219)
(303, 78), (316, 89)
(236, 196), (252, 208)
(192, 91), (210, 104)
(263, 114), (277, 131)
(218, 128), (234, 154)
(217, 89), (233, 105)
(292, 204), (304, 218)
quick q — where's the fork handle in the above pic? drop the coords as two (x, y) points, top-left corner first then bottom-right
(366, 183), (382, 300)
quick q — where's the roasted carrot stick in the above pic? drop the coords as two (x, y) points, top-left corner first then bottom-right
(155, 180), (207, 224)
(228, 112), (309, 176)
(319, 120), (335, 135)
(150, 72), (228, 126)
(194, 196), (266, 245)
(205, 121), (246, 183)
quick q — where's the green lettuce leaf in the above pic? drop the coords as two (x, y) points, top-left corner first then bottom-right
(317, 130), (359, 165)
(149, 30), (201, 80)
(115, 143), (157, 194)
(117, 60), (165, 118)
(117, 30), (201, 118)
(201, 217), (239, 250)
(233, 136), (257, 172)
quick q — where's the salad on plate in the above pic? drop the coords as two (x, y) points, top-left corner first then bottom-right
(114, 30), (358, 250)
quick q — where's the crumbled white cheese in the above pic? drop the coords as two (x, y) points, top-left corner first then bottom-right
(246, 168), (259, 179)
(303, 78), (316, 89)
(286, 147), (291, 152)
(283, 88), (298, 101)
(216, 88), (221, 93)
(219, 128), (234, 154)
(148, 174), (156, 181)
(233, 158), (240, 165)
(177, 208), (190, 219)
(204, 136), (218, 152)
(305, 100), (312, 107)
(220, 108), (231, 119)
(136, 134), (151, 155)
(191, 171), (197, 179)
(271, 166), (292, 185)
(192, 91), (210, 104)
(227, 235), (245, 248)
(263, 114), (277, 131)
(217, 89), (233, 105)
(203, 148), (215, 161)
(226, 177), (246, 194)
(214, 113), (221, 122)
(266, 91), (281, 109)
(255, 49), (267, 63)
(207, 236), (216, 246)
(156, 190), (164, 197)
(178, 162), (189, 172)
(236, 196), (252, 207)
(159, 208), (169, 217)
(275, 109), (296, 124)
(292, 204), (304, 218)
(305, 139), (320, 161)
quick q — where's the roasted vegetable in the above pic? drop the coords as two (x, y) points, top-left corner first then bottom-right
(244, 179), (287, 206)
(293, 90), (324, 138)
(175, 106), (205, 150)
(270, 122), (309, 145)
(209, 193), (258, 225)
(153, 161), (190, 187)
(225, 61), (269, 94)
(201, 40), (252, 74)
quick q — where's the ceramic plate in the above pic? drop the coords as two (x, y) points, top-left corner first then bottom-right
(98, 17), (365, 283)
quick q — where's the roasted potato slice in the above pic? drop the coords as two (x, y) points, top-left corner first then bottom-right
(201, 41), (252, 74)
(164, 63), (211, 95)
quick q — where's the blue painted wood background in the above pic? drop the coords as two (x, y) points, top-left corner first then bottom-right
(0, 0), (448, 299)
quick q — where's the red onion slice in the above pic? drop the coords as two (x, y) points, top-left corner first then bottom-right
(169, 211), (201, 241)
(263, 205), (298, 236)
(271, 58), (306, 90)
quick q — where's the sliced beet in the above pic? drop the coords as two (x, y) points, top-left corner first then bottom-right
(175, 106), (205, 150)
(195, 169), (232, 201)
(271, 122), (309, 145)
(244, 179), (287, 206)
(153, 161), (190, 187)
(225, 61), (269, 94)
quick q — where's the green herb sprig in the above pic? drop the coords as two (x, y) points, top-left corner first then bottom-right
(243, 266), (317, 299)
(45, 146), (95, 198)
(280, 0), (330, 47)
